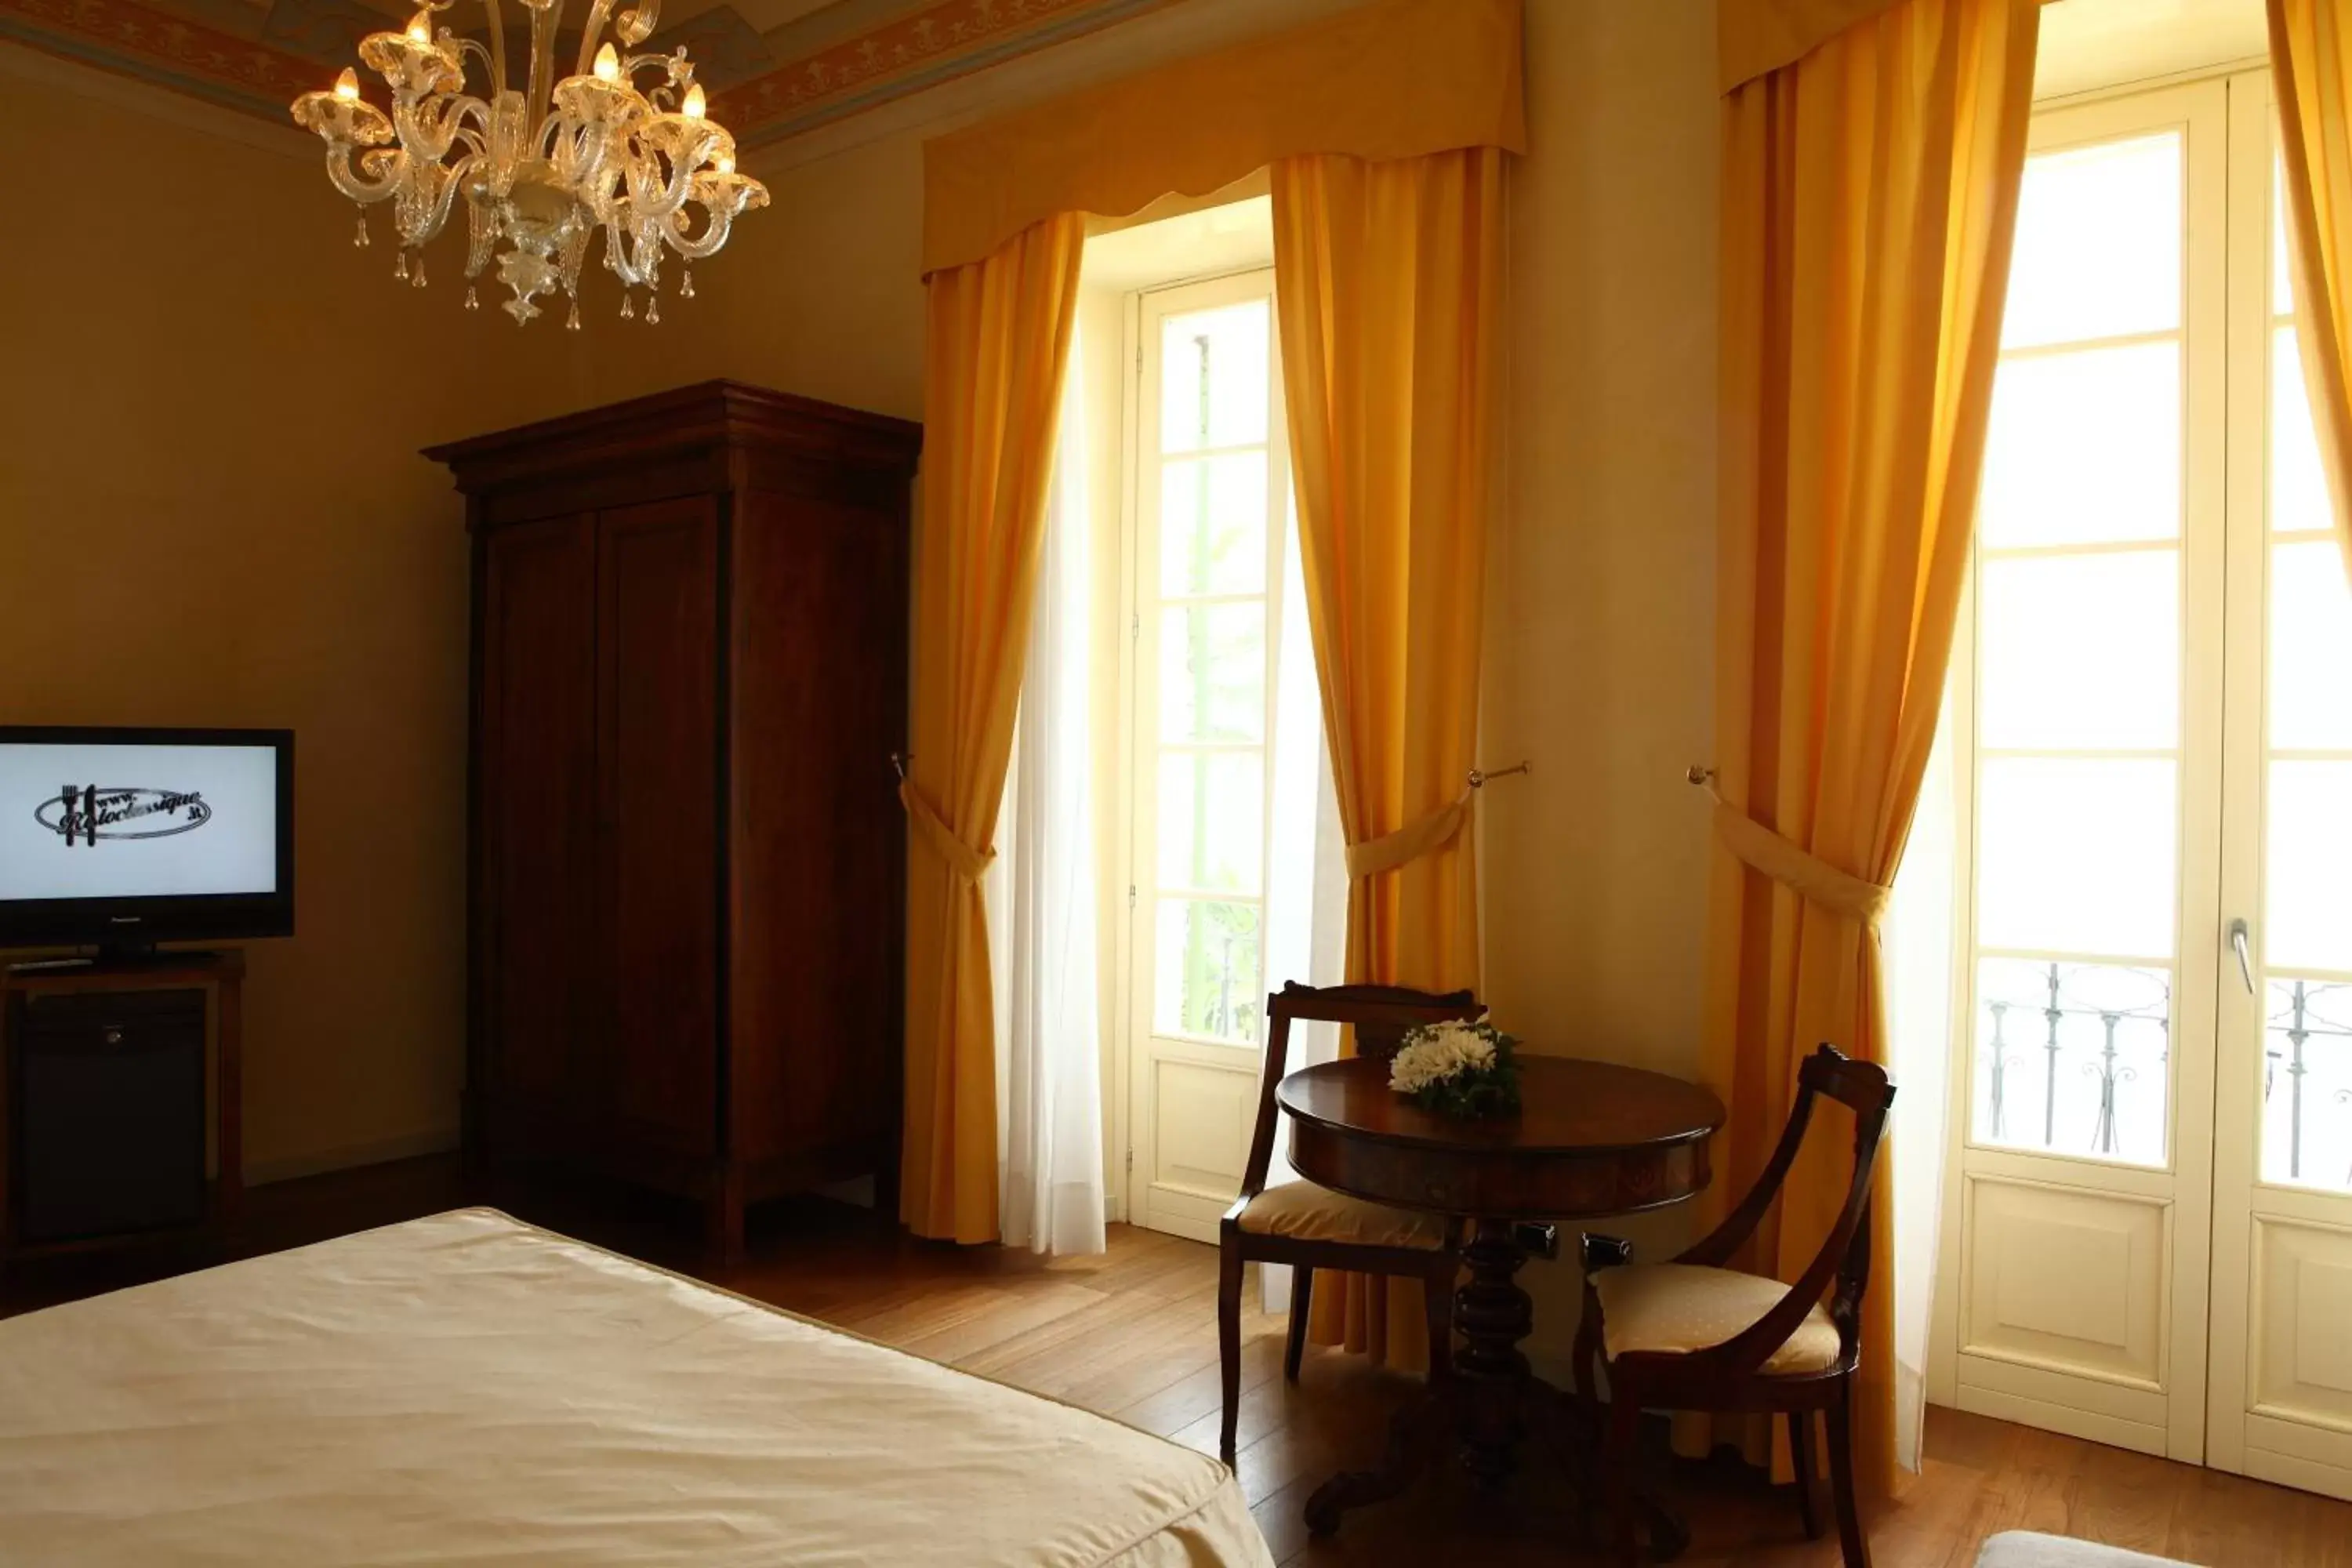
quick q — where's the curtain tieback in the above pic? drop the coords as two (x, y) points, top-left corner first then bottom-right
(1342, 762), (1530, 880)
(898, 777), (994, 883)
(1687, 768), (1889, 926)
(1345, 790), (1472, 880)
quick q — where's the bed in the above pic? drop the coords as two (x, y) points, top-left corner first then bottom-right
(0, 1208), (1275, 1567)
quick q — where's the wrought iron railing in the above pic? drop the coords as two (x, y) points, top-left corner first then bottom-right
(1980, 961), (2169, 1160)
(2265, 978), (2352, 1186)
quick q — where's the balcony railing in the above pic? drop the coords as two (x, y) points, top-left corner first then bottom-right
(2265, 978), (2352, 1189)
(1977, 959), (2170, 1165)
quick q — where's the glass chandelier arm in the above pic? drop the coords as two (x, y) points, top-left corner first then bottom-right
(479, 0), (508, 96)
(663, 172), (762, 260)
(615, 0), (660, 46)
(396, 91), (490, 163)
(325, 143), (406, 204)
(526, 0), (561, 127)
(454, 37), (497, 94)
(573, 0), (617, 78)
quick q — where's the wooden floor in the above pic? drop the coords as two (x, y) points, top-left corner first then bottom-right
(8, 1156), (2350, 1566)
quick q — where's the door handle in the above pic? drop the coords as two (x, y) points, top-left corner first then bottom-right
(2229, 917), (2256, 995)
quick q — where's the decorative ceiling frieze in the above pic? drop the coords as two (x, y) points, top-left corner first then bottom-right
(1, 0), (1181, 151)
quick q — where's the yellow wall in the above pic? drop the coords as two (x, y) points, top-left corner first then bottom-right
(0, 0), (1724, 1261)
(0, 60), (688, 1176)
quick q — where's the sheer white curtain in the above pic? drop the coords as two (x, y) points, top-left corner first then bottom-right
(1254, 503), (1349, 1312)
(1885, 720), (1959, 1472)
(988, 346), (1108, 1257)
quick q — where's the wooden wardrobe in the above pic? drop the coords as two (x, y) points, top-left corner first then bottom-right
(428, 380), (920, 1261)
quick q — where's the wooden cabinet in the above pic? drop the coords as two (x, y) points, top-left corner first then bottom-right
(429, 382), (920, 1261)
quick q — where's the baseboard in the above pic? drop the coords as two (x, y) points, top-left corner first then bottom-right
(245, 1127), (463, 1188)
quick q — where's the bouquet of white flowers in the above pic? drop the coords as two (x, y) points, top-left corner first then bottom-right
(1387, 1017), (1521, 1119)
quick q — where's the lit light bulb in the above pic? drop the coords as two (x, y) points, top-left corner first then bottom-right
(714, 151), (735, 175)
(593, 43), (621, 82)
(681, 83), (706, 119)
(332, 67), (360, 102)
(405, 9), (432, 44)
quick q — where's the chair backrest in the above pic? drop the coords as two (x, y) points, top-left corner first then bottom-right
(1675, 1043), (1896, 1375)
(1237, 981), (1482, 1200)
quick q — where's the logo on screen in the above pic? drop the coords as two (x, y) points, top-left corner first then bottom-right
(33, 786), (213, 847)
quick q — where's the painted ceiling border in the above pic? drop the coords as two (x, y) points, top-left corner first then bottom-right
(0, 0), (1185, 149)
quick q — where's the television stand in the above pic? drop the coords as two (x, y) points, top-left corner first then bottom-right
(0, 951), (243, 1264)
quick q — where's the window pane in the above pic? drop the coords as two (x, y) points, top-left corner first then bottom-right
(2266, 761), (2352, 974)
(2270, 539), (2352, 750)
(1978, 757), (2178, 959)
(2274, 327), (2333, 536)
(1157, 752), (1264, 895)
(1159, 604), (1265, 743)
(1154, 898), (1261, 1044)
(2259, 978), (2352, 1193)
(1972, 957), (2170, 1166)
(1160, 301), (1269, 453)
(1980, 550), (2179, 750)
(1979, 343), (2180, 549)
(2003, 132), (2181, 350)
(1160, 454), (1268, 597)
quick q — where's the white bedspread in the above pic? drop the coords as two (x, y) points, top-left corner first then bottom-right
(0, 1208), (1273, 1567)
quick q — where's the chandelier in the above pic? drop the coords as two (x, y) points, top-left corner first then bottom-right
(291, 0), (767, 328)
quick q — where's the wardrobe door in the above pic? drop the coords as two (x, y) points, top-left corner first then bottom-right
(478, 514), (599, 1152)
(597, 496), (722, 1160)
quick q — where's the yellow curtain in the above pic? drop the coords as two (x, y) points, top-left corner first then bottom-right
(1274, 146), (1508, 1370)
(2271, 0), (2352, 579)
(900, 213), (1087, 1243)
(1700, 0), (2038, 1492)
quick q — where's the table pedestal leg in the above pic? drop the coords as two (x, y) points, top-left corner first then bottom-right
(1455, 1216), (1534, 1486)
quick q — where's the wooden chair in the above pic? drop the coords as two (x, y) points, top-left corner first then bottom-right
(1575, 1043), (1895, 1568)
(1216, 981), (1483, 1465)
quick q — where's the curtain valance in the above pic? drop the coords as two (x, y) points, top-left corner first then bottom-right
(1719, 0), (2056, 94)
(1720, 0), (1908, 93)
(920, 0), (1526, 276)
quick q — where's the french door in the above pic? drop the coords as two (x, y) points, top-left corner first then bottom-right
(1940, 71), (2352, 1501)
(1123, 268), (1317, 1243)
(2206, 73), (2352, 1500)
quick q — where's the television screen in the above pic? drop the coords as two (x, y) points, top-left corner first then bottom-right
(0, 727), (293, 950)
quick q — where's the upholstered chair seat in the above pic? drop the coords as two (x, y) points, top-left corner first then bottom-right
(1593, 1262), (1841, 1376)
(1235, 1181), (1450, 1250)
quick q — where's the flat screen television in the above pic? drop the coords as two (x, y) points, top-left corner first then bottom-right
(0, 726), (294, 956)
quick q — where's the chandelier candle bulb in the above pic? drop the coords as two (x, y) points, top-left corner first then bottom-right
(289, 0), (767, 328)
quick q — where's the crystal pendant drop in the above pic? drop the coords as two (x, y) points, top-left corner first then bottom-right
(412, 254), (427, 289)
(680, 268), (695, 299)
(394, 250), (408, 281)
(566, 303), (583, 332)
(464, 285), (479, 311)
(354, 216), (370, 249)
(645, 294), (662, 325)
(619, 293), (635, 319)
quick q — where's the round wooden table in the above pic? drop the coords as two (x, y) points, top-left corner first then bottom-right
(1278, 1054), (1725, 1538)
